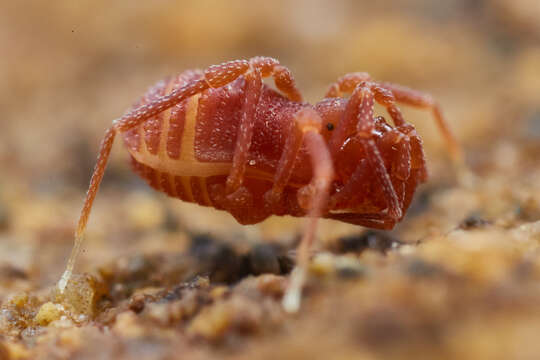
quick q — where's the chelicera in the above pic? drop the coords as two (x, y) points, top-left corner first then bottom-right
(58, 57), (462, 312)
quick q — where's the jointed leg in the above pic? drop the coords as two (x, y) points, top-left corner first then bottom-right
(379, 82), (463, 166)
(325, 73), (462, 167)
(330, 126), (412, 215)
(325, 72), (371, 98)
(250, 57), (303, 102)
(372, 85), (428, 181)
(278, 108), (334, 313)
(225, 57), (303, 194)
(114, 60), (251, 132)
(264, 113), (304, 212)
(328, 159), (370, 209)
(329, 82), (402, 220)
(58, 127), (116, 291)
(225, 69), (263, 193)
(379, 128), (412, 182)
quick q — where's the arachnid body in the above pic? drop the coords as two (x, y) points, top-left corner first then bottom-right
(59, 57), (462, 312)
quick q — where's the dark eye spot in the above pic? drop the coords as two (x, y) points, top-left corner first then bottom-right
(326, 123), (334, 131)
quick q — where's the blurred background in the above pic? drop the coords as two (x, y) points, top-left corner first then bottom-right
(0, 0), (539, 302)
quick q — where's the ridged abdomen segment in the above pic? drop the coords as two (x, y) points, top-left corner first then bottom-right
(166, 99), (187, 159)
(130, 156), (215, 207)
(122, 70), (204, 161)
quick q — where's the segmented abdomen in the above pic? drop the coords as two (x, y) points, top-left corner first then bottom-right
(122, 70), (203, 160)
(121, 69), (311, 221)
(130, 156), (218, 206)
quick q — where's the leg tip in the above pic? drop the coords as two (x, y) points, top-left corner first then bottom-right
(282, 288), (301, 313)
(282, 267), (306, 313)
(57, 270), (71, 294)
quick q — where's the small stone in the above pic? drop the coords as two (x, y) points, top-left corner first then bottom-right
(210, 286), (229, 300)
(58, 327), (83, 349)
(113, 312), (145, 338)
(187, 301), (232, 341)
(52, 273), (106, 317)
(334, 231), (402, 255)
(5, 342), (29, 359)
(255, 274), (286, 297)
(335, 256), (365, 279)
(310, 252), (336, 276)
(145, 303), (170, 325)
(35, 302), (62, 326)
(128, 294), (146, 314)
(10, 293), (28, 308)
(248, 244), (281, 275)
(459, 214), (490, 230)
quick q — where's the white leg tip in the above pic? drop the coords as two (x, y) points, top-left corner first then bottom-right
(282, 267), (306, 313)
(57, 270), (71, 293)
(282, 288), (301, 313)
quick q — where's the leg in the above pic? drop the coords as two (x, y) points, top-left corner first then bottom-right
(378, 82), (463, 166)
(280, 109), (335, 313)
(114, 59), (252, 132)
(250, 56), (303, 102)
(329, 82), (402, 220)
(379, 127), (412, 181)
(225, 69), (263, 193)
(325, 73), (462, 168)
(263, 110), (306, 211)
(114, 56), (303, 134)
(371, 87), (428, 181)
(225, 57), (303, 193)
(325, 72), (371, 98)
(58, 127), (116, 291)
(331, 127), (413, 214)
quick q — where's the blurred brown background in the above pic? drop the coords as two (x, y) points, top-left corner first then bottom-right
(0, 0), (539, 300)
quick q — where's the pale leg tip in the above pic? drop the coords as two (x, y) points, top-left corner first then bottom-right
(282, 267), (306, 313)
(57, 270), (71, 293)
(282, 289), (301, 313)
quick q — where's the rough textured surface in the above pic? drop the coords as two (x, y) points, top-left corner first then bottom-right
(1, 1), (540, 359)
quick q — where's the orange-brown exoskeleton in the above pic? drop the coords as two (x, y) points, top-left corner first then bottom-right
(58, 57), (462, 312)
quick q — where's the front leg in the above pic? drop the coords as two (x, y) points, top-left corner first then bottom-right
(325, 73), (462, 169)
(329, 82), (402, 221)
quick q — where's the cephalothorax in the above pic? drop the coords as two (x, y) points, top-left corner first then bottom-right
(58, 57), (462, 312)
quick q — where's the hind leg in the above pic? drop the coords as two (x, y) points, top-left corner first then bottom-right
(58, 127), (116, 291)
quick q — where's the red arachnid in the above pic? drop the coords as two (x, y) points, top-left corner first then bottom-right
(58, 57), (462, 312)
